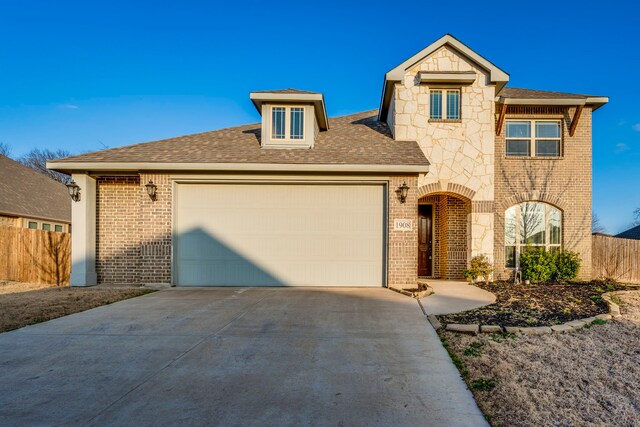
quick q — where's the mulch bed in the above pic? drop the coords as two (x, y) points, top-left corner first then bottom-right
(438, 280), (639, 327)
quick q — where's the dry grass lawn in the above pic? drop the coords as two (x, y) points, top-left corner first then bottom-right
(442, 290), (640, 427)
(0, 281), (154, 333)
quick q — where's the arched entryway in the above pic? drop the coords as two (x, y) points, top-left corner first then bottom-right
(418, 189), (472, 280)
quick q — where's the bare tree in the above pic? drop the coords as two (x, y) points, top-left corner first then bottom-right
(18, 148), (72, 184)
(633, 208), (640, 227)
(592, 213), (606, 234)
(0, 142), (12, 157)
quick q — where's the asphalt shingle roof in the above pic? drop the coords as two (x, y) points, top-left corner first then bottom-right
(498, 87), (594, 99)
(616, 225), (640, 240)
(251, 88), (321, 95)
(0, 155), (71, 223)
(54, 110), (430, 167)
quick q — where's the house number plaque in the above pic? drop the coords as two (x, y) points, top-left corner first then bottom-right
(394, 219), (413, 231)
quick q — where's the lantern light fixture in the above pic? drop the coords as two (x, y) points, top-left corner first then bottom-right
(66, 180), (81, 202)
(145, 180), (157, 201)
(396, 182), (409, 204)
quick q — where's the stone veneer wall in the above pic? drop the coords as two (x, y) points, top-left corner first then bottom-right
(494, 106), (593, 280)
(387, 175), (419, 288)
(390, 45), (495, 265)
(96, 176), (141, 284)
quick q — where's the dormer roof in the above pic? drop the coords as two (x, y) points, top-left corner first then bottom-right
(250, 89), (329, 131)
(378, 34), (510, 120)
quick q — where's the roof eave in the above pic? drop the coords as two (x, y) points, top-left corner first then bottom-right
(496, 96), (609, 110)
(0, 208), (71, 225)
(47, 161), (429, 174)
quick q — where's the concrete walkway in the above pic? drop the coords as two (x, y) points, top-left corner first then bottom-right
(0, 287), (487, 426)
(421, 280), (496, 315)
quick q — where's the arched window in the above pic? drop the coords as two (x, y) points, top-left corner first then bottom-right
(505, 202), (562, 268)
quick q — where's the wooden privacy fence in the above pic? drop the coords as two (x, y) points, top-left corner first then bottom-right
(0, 226), (70, 285)
(592, 234), (640, 284)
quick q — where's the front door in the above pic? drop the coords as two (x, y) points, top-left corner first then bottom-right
(418, 205), (433, 277)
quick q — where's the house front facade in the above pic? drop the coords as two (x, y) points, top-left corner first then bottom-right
(49, 35), (607, 288)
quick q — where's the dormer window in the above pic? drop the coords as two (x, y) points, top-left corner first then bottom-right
(250, 89), (328, 149)
(271, 106), (305, 140)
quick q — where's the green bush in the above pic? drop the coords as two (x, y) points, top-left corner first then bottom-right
(519, 248), (581, 282)
(554, 250), (581, 281)
(519, 248), (555, 282)
(464, 255), (493, 282)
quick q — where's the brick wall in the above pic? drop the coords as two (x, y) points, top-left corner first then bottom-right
(388, 175), (419, 288)
(95, 173), (420, 287)
(139, 174), (172, 284)
(494, 106), (593, 280)
(96, 176), (141, 284)
(446, 196), (470, 279)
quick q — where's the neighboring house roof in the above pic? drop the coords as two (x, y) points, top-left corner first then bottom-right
(0, 155), (71, 224)
(497, 87), (608, 110)
(48, 110), (430, 173)
(616, 225), (640, 240)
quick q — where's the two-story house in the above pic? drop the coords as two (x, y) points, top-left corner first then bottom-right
(48, 34), (607, 287)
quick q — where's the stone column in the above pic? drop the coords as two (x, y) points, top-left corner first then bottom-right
(70, 173), (97, 286)
(469, 209), (494, 263)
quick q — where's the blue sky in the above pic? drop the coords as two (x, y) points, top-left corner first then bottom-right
(1, 0), (639, 233)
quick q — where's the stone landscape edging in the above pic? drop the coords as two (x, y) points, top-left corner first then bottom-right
(434, 291), (626, 335)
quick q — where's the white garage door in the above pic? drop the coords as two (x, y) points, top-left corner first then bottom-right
(174, 183), (385, 287)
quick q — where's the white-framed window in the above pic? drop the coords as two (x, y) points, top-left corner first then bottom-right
(28, 221), (37, 229)
(506, 120), (561, 157)
(505, 202), (562, 268)
(430, 89), (460, 120)
(42, 223), (51, 231)
(54, 225), (63, 232)
(271, 106), (305, 140)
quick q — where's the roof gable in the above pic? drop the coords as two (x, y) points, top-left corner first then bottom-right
(385, 34), (509, 84)
(378, 34), (509, 120)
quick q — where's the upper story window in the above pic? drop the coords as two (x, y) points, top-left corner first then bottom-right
(430, 89), (460, 121)
(271, 106), (305, 140)
(506, 120), (561, 157)
(504, 202), (562, 268)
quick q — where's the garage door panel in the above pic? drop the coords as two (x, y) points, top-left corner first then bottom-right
(175, 183), (385, 287)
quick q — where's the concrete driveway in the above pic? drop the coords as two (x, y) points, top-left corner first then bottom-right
(0, 288), (486, 426)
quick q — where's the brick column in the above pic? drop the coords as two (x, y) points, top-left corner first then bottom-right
(388, 175), (419, 288)
(139, 174), (173, 285)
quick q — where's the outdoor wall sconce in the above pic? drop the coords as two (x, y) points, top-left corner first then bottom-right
(145, 180), (157, 201)
(396, 182), (410, 203)
(66, 180), (81, 202)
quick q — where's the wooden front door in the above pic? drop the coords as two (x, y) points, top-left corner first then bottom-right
(418, 205), (433, 277)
